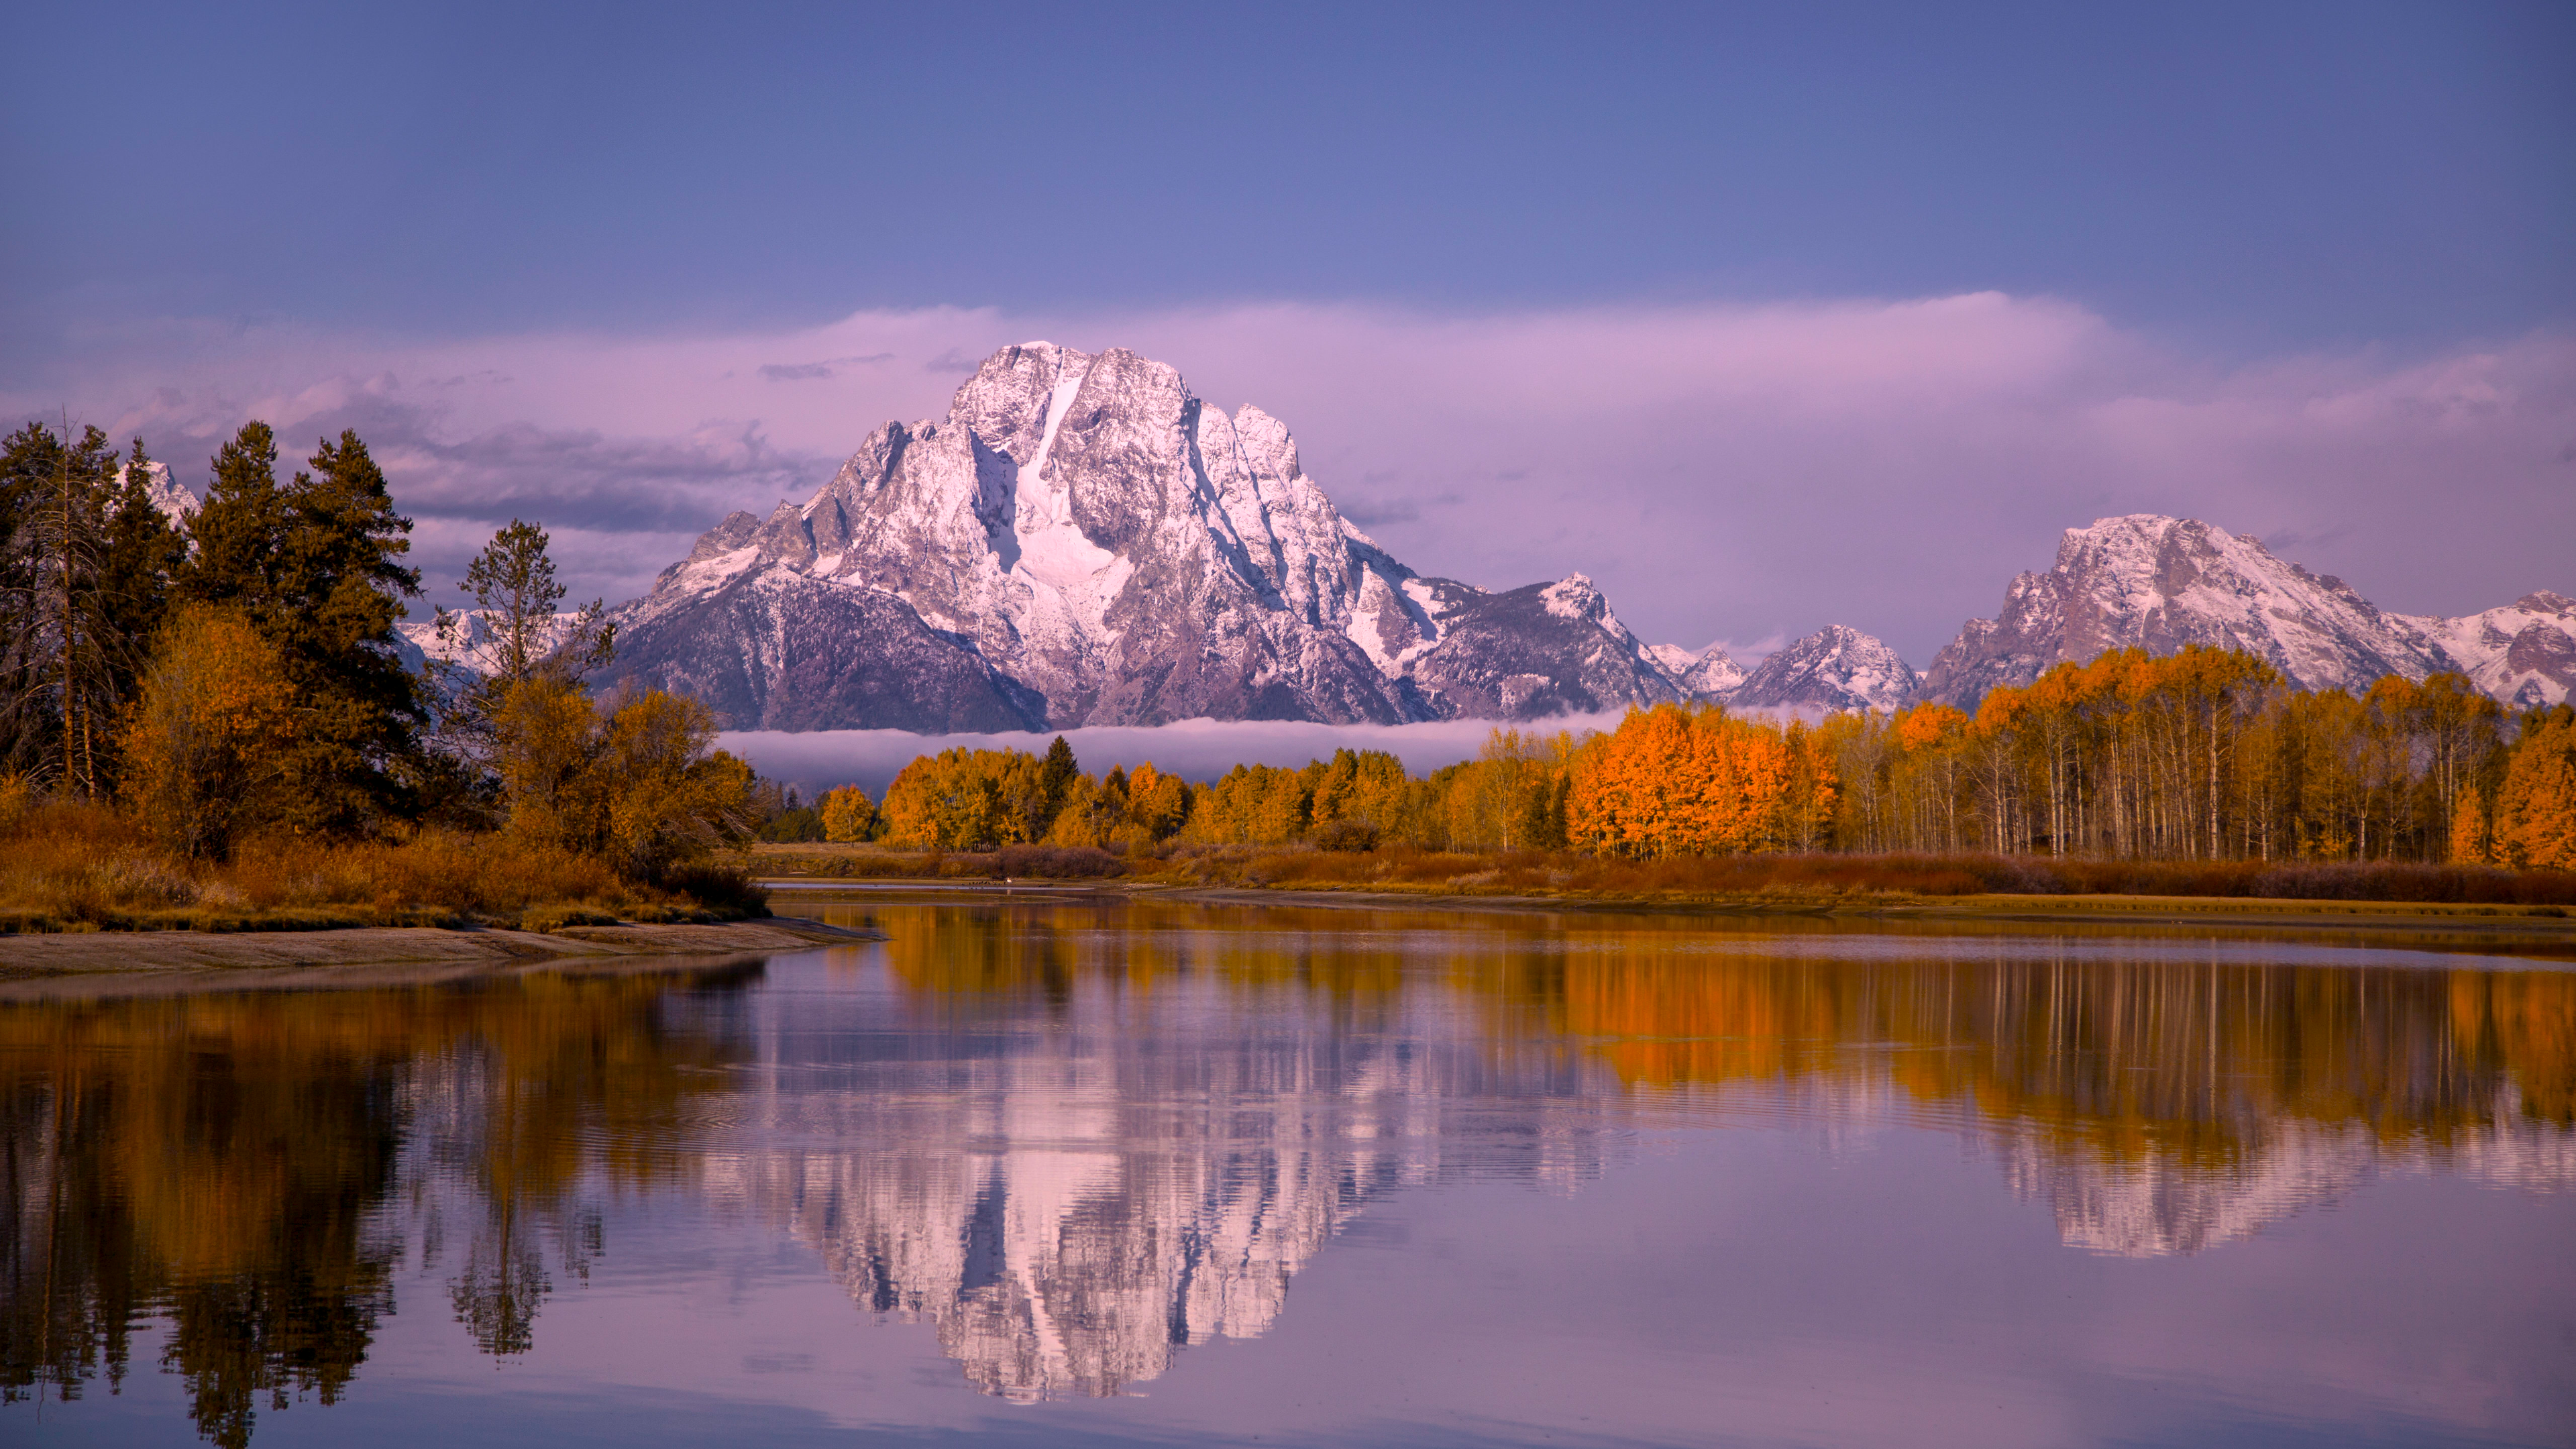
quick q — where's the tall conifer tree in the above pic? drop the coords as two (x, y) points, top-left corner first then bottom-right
(0, 421), (125, 791)
(101, 439), (185, 706)
(180, 423), (427, 830)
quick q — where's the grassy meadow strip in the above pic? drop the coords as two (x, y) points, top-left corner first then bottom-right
(748, 841), (2576, 908)
(0, 800), (763, 935)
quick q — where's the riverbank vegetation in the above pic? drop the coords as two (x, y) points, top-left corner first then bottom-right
(8, 415), (2572, 932)
(0, 421), (761, 933)
(780, 648), (2576, 904)
(830, 655), (2573, 871)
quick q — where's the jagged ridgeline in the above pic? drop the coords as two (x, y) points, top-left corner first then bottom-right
(602, 343), (1713, 731)
(596, 345), (2573, 732)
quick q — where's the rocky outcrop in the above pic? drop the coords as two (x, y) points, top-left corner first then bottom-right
(609, 343), (1679, 731)
(1727, 625), (1918, 713)
(122, 460), (198, 524)
(1399, 573), (1686, 720)
(1645, 642), (1746, 702)
(2396, 592), (2576, 708)
(1920, 515), (2458, 710)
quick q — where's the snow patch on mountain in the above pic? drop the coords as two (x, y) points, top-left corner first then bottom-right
(2395, 591), (2575, 707)
(396, 609), (590, 677)
(610, 343), (1686, 731)
(1727, 625), (1919, 713)
(118, 460), (197, 525)
(1646, 642), (1748, 702)
(1921, 515), (2455, 709)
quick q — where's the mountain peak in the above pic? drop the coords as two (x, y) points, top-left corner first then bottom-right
(608, 342), (1682, 730)
(1729, 626), (1918, 713)
(121, 460), (197, 527)
(1923, 514), (2451, 709)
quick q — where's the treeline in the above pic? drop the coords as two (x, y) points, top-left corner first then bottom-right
(1818, 649), (2570, 868)
(843, 646), (2574, 869)
(0, 419), (759, 914)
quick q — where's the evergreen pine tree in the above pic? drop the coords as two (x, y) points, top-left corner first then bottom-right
(1037, 735), (1079, 830)
(101, 439), (184, 704)
(447, 517), (612, 688)
(180, 423), (429, 830)
(182, 421), (288, 615)
(0, 421), (124, 791)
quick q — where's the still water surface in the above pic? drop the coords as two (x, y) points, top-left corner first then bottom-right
(5, 892), (2573, 1447)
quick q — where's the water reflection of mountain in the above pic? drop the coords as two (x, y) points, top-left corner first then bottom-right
(713, 910), (1613, 1400)
(1999, 1097), (2576, 1258)
(1460, 922), (2576, 1258)
(4, 902), (2573, 1436)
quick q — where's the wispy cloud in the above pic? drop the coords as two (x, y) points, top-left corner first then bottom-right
(721, 714), (1626, 797)
(14, 299), (2571, 658)
(757, 353), (894, 382)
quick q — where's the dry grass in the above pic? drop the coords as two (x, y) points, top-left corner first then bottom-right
(0, 800), (767, 934)
(739, 838), (2576, 909)
(1136, 845), (2576, 907)
(747, 843), (1126, 881)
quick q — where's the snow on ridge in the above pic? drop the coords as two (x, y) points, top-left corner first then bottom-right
(2394, 590), (2576, 706)
(1728, 624), (1919, 713)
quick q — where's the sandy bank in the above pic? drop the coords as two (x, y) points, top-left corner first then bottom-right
(0, 912), (885, 979)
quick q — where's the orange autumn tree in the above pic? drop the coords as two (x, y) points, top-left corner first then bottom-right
(2492, 707), (2576, 869)
(1569, 703), (1835, 857)
(119, 606), (303, 858)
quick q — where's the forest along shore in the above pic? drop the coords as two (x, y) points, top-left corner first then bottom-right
(0, 916), (881, 981)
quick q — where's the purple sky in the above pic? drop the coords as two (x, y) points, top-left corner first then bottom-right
(7, 3), (2571, 667)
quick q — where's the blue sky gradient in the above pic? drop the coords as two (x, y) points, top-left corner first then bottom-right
(5, 3), (2571, 662)
(13, 2), (2568, 345)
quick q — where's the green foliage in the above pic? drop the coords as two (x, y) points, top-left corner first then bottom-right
(180, 425), (427, 832)
(0, 421), (150, 795)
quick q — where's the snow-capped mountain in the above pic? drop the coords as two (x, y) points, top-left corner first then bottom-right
(394, 608), (591, 678)
(609, 343), (1685, 731)
(1728, 625), (1919, 714)
(1398, 572), (1688, 718)
(1919, 515), (2459, 710)
(1645, 641), (1746, 702)
(2396, 592), (2575, 708)
(123, 460), (197, 525)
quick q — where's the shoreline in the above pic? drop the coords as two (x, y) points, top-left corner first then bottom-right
(9, 883), (2573, 990)
(765, 877), (2576, 954)
(0, 916), (884, 996)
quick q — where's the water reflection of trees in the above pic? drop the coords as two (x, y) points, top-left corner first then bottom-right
(4, 902), (2571, 1432)
(0, 969), (752, 1445)
(864, 900), (2575, 1150)
(857, 900), (2576, 1267)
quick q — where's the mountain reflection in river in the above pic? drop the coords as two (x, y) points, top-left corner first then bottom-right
(3, 896), (2571, 1446)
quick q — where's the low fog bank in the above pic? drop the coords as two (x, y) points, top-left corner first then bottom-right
(720, 707), (1833, 798)
(720, 714), (1630, 798)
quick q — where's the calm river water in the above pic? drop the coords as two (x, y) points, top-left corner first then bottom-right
(5, 890), (2573, 1447)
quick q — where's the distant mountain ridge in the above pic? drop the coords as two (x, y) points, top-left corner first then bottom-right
(130, 348), (2567, 727)
(600, 348), (2569, 724)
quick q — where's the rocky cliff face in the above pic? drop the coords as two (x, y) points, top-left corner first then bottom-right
(123, 460), (198, 525)
(2396, 592), (2576, 708)
(610, 343), (1684, 730)
(1727, 625), (1919, 714)
(1919, 515), (2459, 710)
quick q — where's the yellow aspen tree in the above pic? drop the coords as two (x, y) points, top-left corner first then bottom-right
(820, 786), (877, 843)
(119, 606), (301, 858)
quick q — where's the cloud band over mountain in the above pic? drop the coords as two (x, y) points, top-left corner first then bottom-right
(11, 296), (2569, 663)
